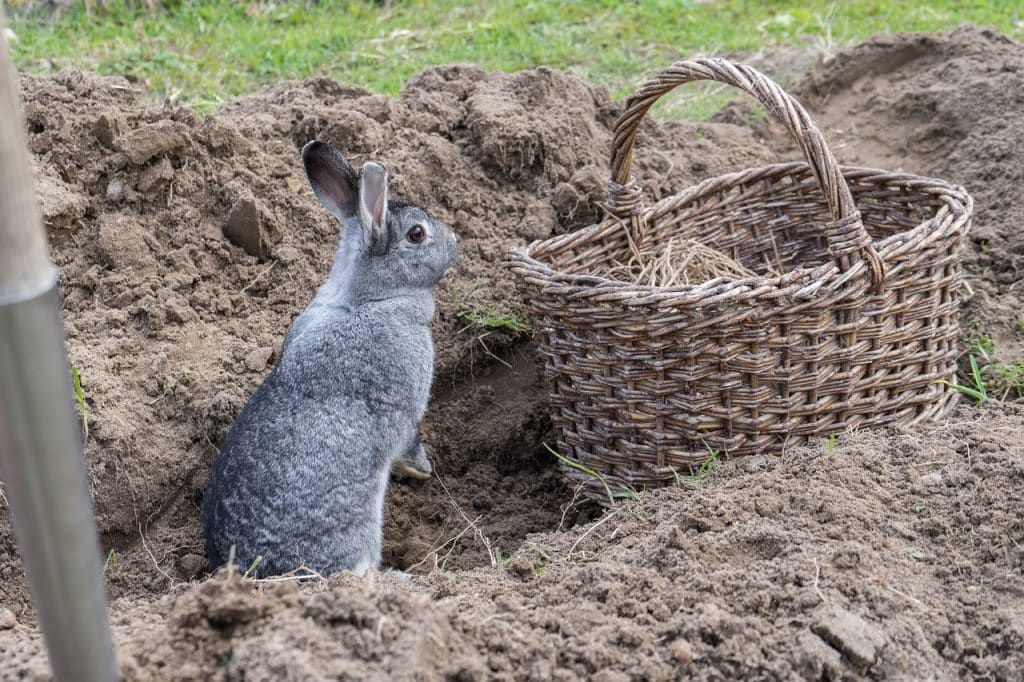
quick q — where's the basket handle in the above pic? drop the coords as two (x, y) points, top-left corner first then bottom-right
(609, 58), (884, 291)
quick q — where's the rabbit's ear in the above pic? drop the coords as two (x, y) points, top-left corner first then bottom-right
(358, 162), (388, 250)
(302, 141), (358, 220)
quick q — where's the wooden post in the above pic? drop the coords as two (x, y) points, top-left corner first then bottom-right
(0, 10), (119, 681)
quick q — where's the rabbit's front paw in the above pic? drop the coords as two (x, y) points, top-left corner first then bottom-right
(394, 441), (433, 481)
(384, 568), (414, 582)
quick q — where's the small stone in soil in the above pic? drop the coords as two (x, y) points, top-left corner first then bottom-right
(120, 120), (191, 165)
(176, 553), (208, 581)
(106, 178), (125, 202)
(92, 113), (124, 150)
(0, 607), (16, 630)
(224, 195), (277, 259)
(744, 455), (768, 472)
(754, 494), (784, 518)
(669, 638), (694, 663)
(245, 347), (273, 372)
(507, 556), (536, 579)
(796, 631), (842, 679)
(812, 605), (886, 670)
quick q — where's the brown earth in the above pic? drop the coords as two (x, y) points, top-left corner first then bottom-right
(1, 25), (1022, 681)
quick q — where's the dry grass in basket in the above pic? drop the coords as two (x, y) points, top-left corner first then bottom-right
(601, 232), (760, 287)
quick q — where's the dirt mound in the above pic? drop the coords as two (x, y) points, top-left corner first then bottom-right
(732, 26), (1024, 375)
(7, 404), (1022, 681)
(424, 404), (1024, 681)
(3, 26), (1024, 682)
(714, 25), (1024, 399)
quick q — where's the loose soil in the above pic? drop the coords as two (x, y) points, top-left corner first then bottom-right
(1, 25), (1022, 681)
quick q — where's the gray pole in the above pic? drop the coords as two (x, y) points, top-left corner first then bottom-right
(0, 10), (119, 682)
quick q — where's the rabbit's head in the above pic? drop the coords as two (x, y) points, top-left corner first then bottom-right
(302, 140), (458, 300)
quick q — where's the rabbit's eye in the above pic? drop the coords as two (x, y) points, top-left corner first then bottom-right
(407, 225), (426, 243)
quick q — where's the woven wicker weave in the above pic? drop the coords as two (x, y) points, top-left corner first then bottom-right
(506, 58), (973, 496)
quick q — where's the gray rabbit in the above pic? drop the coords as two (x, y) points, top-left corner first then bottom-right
(202, 140), (458, 577)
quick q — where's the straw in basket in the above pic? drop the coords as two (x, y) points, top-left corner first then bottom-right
(506, 58), (973, 498)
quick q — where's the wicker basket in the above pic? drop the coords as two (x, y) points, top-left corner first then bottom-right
(506, 58), (973, 496)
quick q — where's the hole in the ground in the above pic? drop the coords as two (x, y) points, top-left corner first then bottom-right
(383, 453), (572, 572)
(383, 344), (596, 571)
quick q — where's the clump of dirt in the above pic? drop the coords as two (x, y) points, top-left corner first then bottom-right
(3, 25), (1024, 682)
(0, 61), (773, 615)
(119, 572), (487, 681)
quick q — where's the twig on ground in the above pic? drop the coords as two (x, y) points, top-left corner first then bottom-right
(250, 566), (329, 585)
(434, 473), (496, 566)
(887, 584), (924, 607)
(558, 481), (586, 533)
(813, 555), (825, 603)
(406, 514), (482, 573)
(568, 508), (619, 561)
(240, 260), (278, 294)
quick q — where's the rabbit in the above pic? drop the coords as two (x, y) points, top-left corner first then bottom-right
(202, 140), (458, 578)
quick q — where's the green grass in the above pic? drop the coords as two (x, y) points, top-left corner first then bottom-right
(693, 440), (724, 483)
(543, 442), (638, 506)
(457, 308), (531, 337)
(493, 548), (514, 571)
(950, 354), (989, 403)
(70, 365), (89, 439)
(102, 548), (117, 574)
(989, 361), (1024, 401)
(940, 324), (1024, 403)
(7, 1), (1023, 118)
(455, 279), (531, 337)
(242, 555), (263, 578)
(825, 433), (837, 456)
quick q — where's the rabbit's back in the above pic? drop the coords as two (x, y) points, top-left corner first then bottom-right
(202, 295), (435, 575)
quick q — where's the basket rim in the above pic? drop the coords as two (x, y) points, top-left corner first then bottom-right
(508, 161), (972, 306)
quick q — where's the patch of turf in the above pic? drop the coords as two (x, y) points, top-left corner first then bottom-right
(7, 1), (1023, 118)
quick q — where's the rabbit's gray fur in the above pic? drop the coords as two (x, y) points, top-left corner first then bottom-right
(202, 140), (458, 577)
